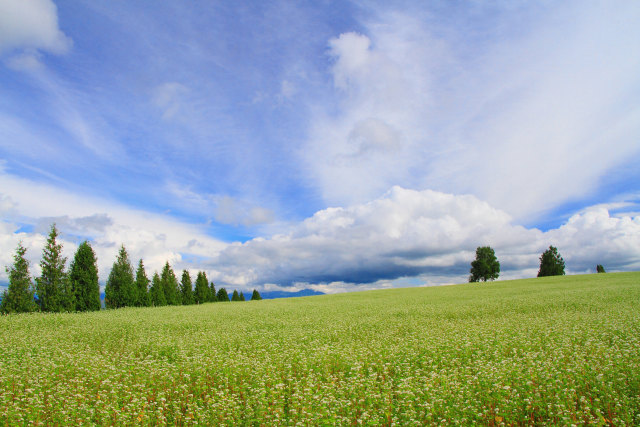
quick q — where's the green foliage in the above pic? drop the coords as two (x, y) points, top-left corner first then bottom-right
(134, 259), (150, 307)
(209, 281), (217, 302)
(537, 245), (565, 277)
(217, 287), (229, 302)
(597, 264), (606, 273)
(105, 245), (136, 309)
(160, 262), (180, 305)
(149, 272), (166, 307)
(180, 270), (193, 305)
(239, 291), (245, 301)
(469, 246), (500, 282)
(69, 241), (100, 312)
(36, 224), (72, 312)
(1, 273), (639, 424)
(251, 289), (262, 301)
(0, 243), (37, 314)
(231, 289), (241, 301)
(193, 271), (210, 304)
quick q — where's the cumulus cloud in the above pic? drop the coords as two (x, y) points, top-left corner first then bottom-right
(209, 187), (640, 292)
(0, 0), (71, 59)
(2, 171), (638, 294)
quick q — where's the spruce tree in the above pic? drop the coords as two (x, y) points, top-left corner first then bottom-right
(251, 289), (262, 301)
(69, 241), (100, 312)
(36, 224), (71, 312)
(105, 245), (136, 308)
(150, 272), (166, 306)
(180, 270), (193, 305)
(231, 289), (241, 301)
(239, 291), (245, 301)
(1, 243), (38, 314)
(209, 281), (217, 302)
(135, 259), (150, 307)
(193, 271), (209, 304)
(537, 246), (565, 277)
(217, 287), (229, 302)
(160, 262), (180, 305)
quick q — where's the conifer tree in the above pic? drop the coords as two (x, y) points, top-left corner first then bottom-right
(209, 281), (217, 302)
(0, 243), (38, 314)
(135, 259), (150, 307)
(231, 289), (241, 301)
(239, 291), (245, 301)
(251, 289), (262, 301)
(69, 241), (100, 312)
(105, 245), (136, 308)
(217, 287), (229, 302)
(160, 262), (180, 305)
(36, 224), (71, 312)
(180, 270), (193, 305)
(537, 246), (565, 277)
(150, 272), (166, 306)
(193, 271), (209, 304)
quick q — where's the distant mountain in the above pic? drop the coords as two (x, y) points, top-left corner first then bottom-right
(259, 289), (324, 299)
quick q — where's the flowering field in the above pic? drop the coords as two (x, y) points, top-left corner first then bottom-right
(1, 272), (639, 425)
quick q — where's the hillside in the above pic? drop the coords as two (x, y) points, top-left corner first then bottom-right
(1, 273), (639, 424)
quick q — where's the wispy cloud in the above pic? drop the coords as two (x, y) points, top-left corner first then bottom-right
(303, 2), (640, 222)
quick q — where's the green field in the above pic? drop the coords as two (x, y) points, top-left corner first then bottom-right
(1, 273), (639, 425)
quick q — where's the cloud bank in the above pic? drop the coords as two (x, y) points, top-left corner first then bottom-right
(210, 187), (640, 292)
(1, 168), (638, 294)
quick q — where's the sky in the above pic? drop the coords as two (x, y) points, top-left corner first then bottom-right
(1, 0), (639, 294)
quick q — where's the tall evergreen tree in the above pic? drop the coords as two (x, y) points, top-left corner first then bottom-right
(217, 287), (229, 302)
(160, 262), (180, 305)
(231, 289), (241, 301)
(239, 291), (245, 301)
(251, 289), (262, 301)
(1, 243), (38, 314)
(193, 271), (209, 304)
(149, 272), (166, 306)
(537, 246), (566, 277)
(69, 241), (100, 312)
(105, 245), (136, 308)
(134, 259), (150, 307)
(209, 281), (217, 302)
(180, 270), (193, 305)
(36, 224), (71, 312)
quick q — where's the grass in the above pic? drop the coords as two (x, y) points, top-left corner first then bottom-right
(1, 272), (639, 425)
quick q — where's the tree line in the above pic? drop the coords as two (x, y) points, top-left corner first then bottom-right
(0, 224), (262, 314)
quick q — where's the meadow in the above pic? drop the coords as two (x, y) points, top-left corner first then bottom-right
(1, 272), (639, 425)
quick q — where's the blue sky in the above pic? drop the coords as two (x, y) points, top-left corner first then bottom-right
(1, 0), (639, 293)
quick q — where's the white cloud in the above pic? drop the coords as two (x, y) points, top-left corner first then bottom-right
(0, 171), (228, 284)
(2, 171), (638, 293)
(304, 3), (640, 222)
(0, 0), (71, 56)
(210, 186), (640, 292)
